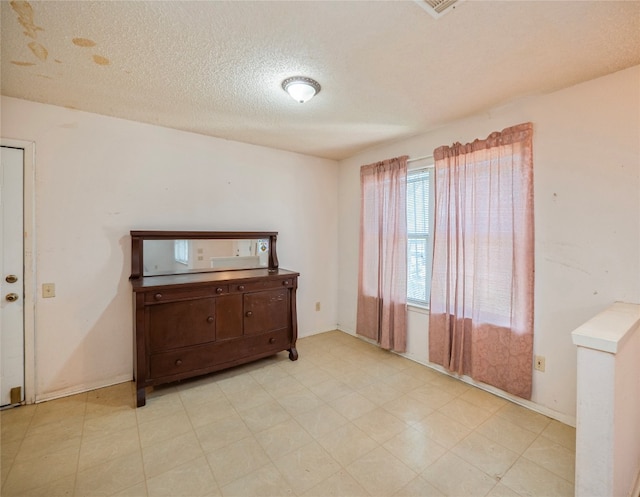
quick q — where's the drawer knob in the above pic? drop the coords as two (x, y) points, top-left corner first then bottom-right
(216, 287), (223, 294)
(246, 311), (253, 317)
(207, 316), (214, 323)
(283, 280), (289, 286)
(154, 293), (163, 300)
(269, 337), (276, 344)
(175, 359), (183, 366)
(238, 285), (245, 291)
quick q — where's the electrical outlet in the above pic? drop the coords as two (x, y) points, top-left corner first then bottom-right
(42, 283), (55, 298)
(534, 355), (546, 372)
(315, 302), (321, 312)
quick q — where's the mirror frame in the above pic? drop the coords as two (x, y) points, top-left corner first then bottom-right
(130, 231), (279, 279)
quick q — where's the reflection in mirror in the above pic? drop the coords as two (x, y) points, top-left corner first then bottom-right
(143, 238), (270, 276)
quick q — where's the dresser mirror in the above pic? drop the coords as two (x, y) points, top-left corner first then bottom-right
(130, 231), (279, 279)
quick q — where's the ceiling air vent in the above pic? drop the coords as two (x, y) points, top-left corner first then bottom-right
(414, 0), (463, 19)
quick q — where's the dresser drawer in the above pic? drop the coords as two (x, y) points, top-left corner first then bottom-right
(144, 285), (227, 303)
(149, 343), (220, 379)
(230, 278), (295, 293)
(148, 329), (291, 379)
(239, 328), (291, 356)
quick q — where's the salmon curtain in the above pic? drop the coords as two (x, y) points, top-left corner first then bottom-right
(357, 156), (408, 352)
(428, 123), (534, 399)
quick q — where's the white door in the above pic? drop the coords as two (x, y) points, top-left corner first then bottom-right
(1, 146), (24, 406)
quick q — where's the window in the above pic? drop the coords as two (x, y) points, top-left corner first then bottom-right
(174, 239), (189, 265)
(407, 167), (434, 306)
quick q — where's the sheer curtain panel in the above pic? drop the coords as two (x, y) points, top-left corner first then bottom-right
(357, 156), (408, 352)
(428, 123), (534, 399)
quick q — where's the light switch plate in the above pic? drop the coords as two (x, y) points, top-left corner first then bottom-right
(42, 283), (55, 298)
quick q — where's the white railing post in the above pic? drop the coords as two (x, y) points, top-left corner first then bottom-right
(572, 302), (640, 497)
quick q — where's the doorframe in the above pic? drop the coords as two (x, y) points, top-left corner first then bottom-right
(1, 138), (36, 404)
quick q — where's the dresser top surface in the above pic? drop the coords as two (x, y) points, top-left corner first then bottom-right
(131, 268), (299, 292)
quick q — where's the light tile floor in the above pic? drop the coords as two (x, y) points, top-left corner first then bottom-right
(0, 330), (575, 497)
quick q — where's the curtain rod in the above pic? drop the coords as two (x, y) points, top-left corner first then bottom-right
(407, 154), (433, 163)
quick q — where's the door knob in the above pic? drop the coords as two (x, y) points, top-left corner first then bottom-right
(5, 275), (18, 283)
(6, 293), (19, 302)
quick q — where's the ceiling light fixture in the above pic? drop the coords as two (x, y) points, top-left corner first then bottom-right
(282, 76), (321, 103)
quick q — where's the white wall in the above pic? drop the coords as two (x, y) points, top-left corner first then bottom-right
(1, 96), (340, 401)
(337, 65), (640, 421)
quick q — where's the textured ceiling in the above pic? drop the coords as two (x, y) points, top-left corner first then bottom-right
(2, 1), (640, 160)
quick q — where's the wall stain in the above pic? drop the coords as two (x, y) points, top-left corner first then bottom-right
(35, 74), (53, 80)
(10, 60), (36, 66)
(72, 37), (96, 48)
(28, 41), (48, 61)
(54, 59), (62, 64)
(92, 54), (110, 66)
(10, 1), (43, 39)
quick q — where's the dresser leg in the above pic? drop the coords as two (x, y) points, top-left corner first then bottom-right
(288, 347), (298, 361)
(136, 387), (146, 407)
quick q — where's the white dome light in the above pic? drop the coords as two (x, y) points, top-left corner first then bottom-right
(282, 76), (321, 103)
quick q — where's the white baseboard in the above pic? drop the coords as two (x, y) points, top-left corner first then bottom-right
(416, 360), (576, 427)
(335, 326), (576, 427)
(298, 326), (340, 339)
(35, 374), (132, 403)
(33, 328), (340, 404)
(31, 328), (337, 404)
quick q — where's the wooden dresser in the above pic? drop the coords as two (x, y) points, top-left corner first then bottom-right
(130, 231), (298, 407)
